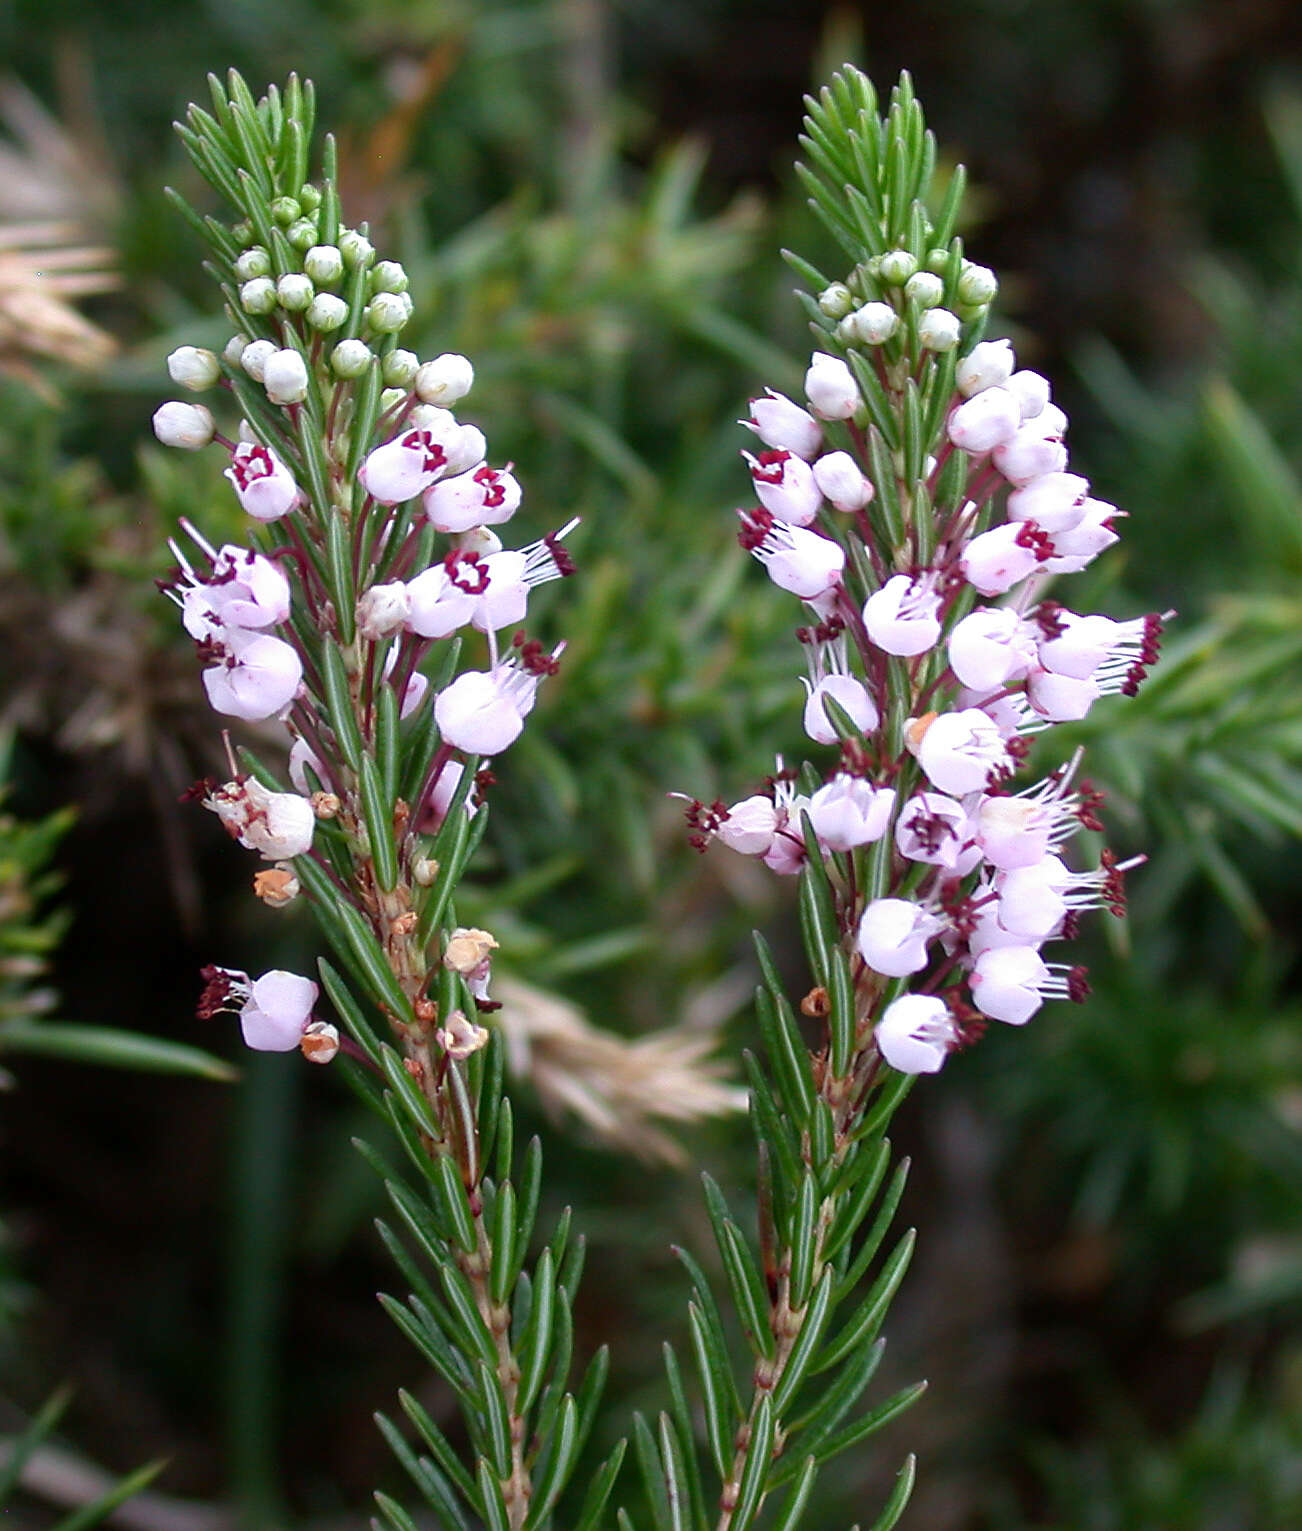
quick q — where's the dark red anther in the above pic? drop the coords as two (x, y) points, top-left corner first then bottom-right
(749, 449), (790, 485)
(1067, 966), (1091, 1002)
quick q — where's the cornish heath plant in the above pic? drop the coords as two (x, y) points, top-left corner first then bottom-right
(152, 70), (1162, 1531)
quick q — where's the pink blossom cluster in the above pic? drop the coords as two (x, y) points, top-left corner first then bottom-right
(689, 337), (1163, 1075)
(155, 349), (569, 1055)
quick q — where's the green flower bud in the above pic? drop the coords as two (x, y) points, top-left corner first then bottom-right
(917, 307), (962, 351)
(878, 249), (917, 285)
(904, 271), (944, 308)
(925, 248), (951, 274)
(231, 220), (254, 246)
(287, 218), (318, 251)
(957, 262), (998, 306)
(379, 387), (407, 413)
(307, 293), (349, 332)
(235, 246), (271, 282)
(338, 229), (374, 268)
(298, 183), (322, 212)
(330, 338), (373, 378)
(366, 291), (410, 333)
(276, 273), (315, 312)
(382, 349), (420, 387)
(270, 195), (301, 226)
(369, 260), (409, 295)
(818, 283), (854, 319)
(239, 276), (277, 315)
(304, 244), (344, 285)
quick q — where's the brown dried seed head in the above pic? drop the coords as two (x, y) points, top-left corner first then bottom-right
(390, 911), (418, 935)
(311, 791), (341, 819)
(905, 712), (937, 757)
(444, 927), (499, 974)
(801, 985), (830, 1018)
(300, 1021), (340, 1064)
(253, 865), (300, 907)
(413, 856), (439, 886)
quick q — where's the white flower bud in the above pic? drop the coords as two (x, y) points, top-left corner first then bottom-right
(878, 249), (917, 284)
(382, 349), (420, 388)
(167, 345), (222, 390)
(370, 259), (409, 294)
(958, 262), (998, 305)
(356, 581), (410, 640)
(239, 277), (277, 314)
(367, 292), (410, 333)
(904, 271), (944, 308)
(812, 450), (874, 510)
(276, 273), (315, 312)
(1007, 369), (1050, 420)
(818, 282), (854, 318)
(956, 338), (1016, 396)
(235, 246), (271, 281)
(849, 302), (899, 345)
(304, 244), (344, 284)
(947, 387), (1022, 454)
(330, 339), (373, 378)
(240, 339), (277, 381)
(917, 308), (961, 351)
(263, 348), (309, 405)
(152, 401), (215, 450)
(223, 334), (249, 366)
(306, 293), (348, 331)
(804, 352), (861, 419)
(415, 353), (474, 406)
(338, 229), (374, 268)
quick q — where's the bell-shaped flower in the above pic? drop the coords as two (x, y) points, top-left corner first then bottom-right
(202, 630), (303, 721)
(804, 352), (860, 419)
(863, 573), (942, 657)
(947, 387), (1021, 454)
(1043, 498), (1122, 572)
(225, 443), (303, 522)
(288, 736), (326, 794)
(425, 759), (481, 831)
(993, 856), (1070, 940)
(812, 450), (874, 511)
(359, 426), (456, 505)
(168, 523), (291, 641)
(955, 339), (1015, 397)
(808, 775), (895, 851)
(948, 606), (1036, 692)
(434, 640), (560, 757)
(742, 389), (822, 459)
(1007, 471), (1090, 534)
(799, 632), (877, 744)
(974, 794), (1055, 871)
(714, 794), (779, 857)
(762, 775), (813, 875)
(874, 993), (958, 1074)
(917, 708), (1012, 795)
(739, 510), (845, 600)
(205, 776), (315, 860)
(970, 945), (1085, 1025)
(240, 970), (319, 1051)
(742, 449), (823, 526)
(1007, 369), (1050, 420)
(993, 422), (1068, 485)
(1026, 667), (1100, 722)
(857, 897), (945, 977)
(960, 521), (1050, 597)
(895, 790), (972, 870)
(424, 463), (522, 532)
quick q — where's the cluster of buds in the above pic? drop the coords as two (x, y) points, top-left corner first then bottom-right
(689, 310), (1164, 1075)
(154, 100), (568, 1060)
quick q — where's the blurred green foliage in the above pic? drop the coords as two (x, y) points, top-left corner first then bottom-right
(0, 3), (1298, 1529)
